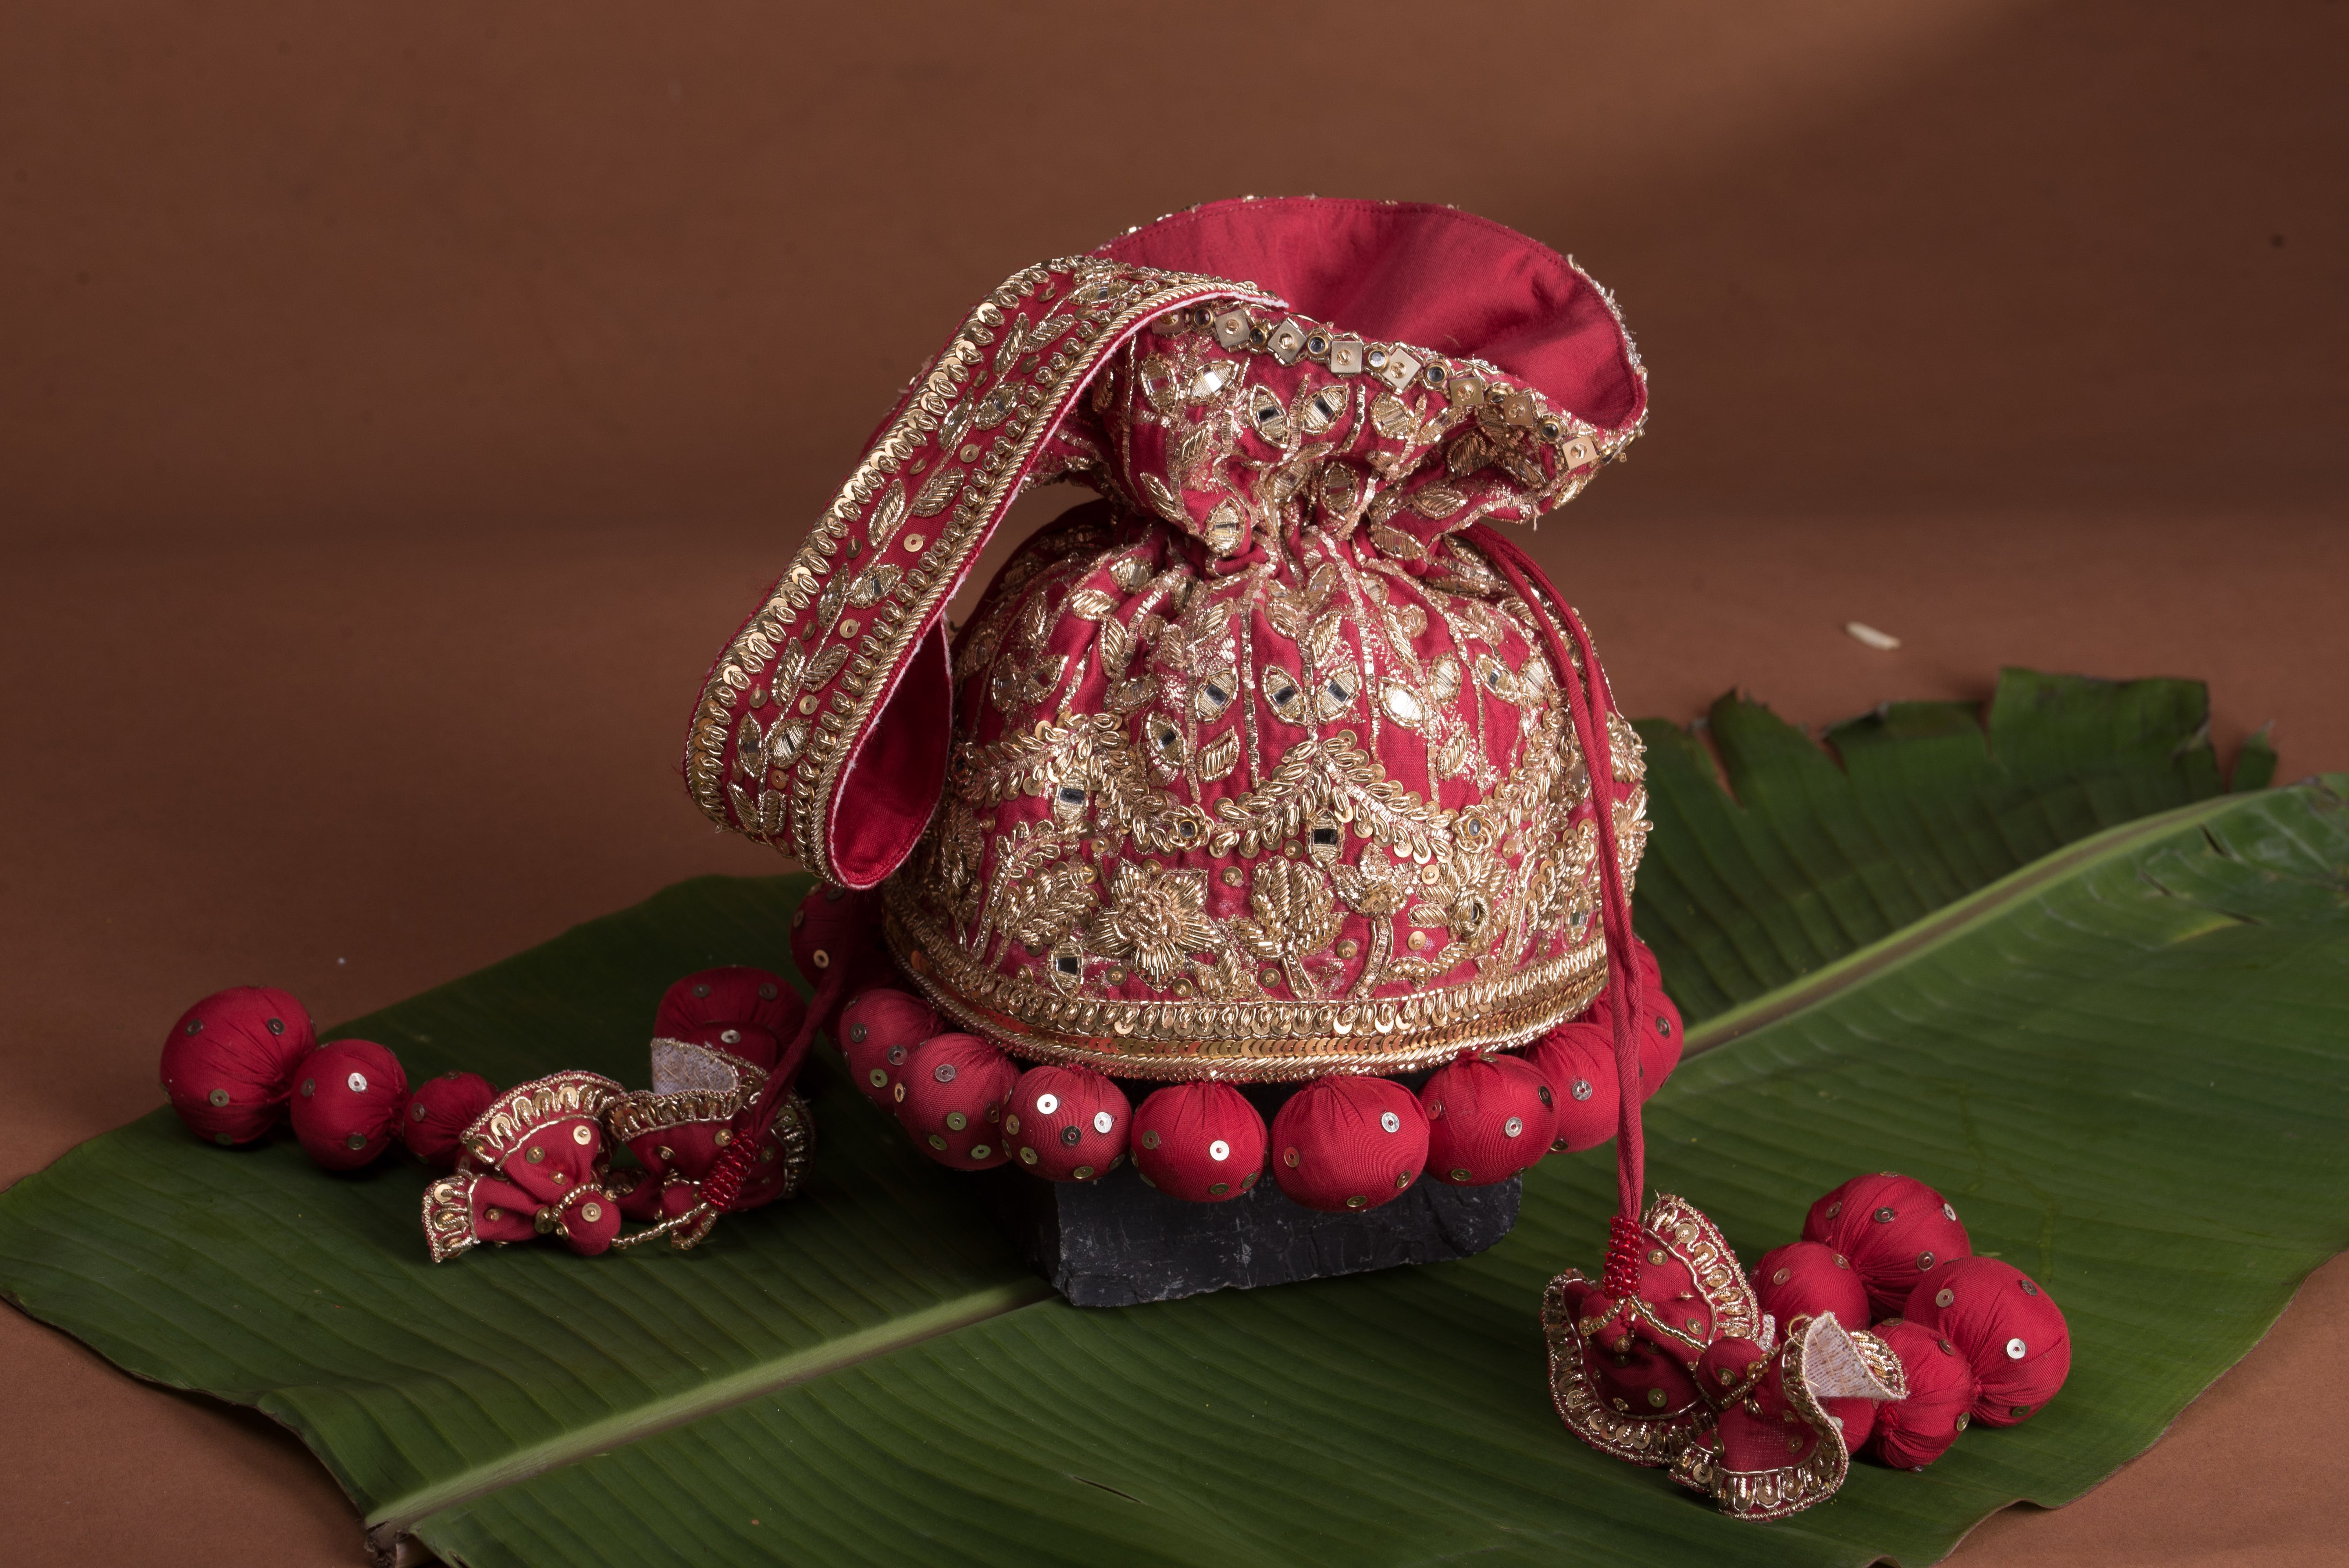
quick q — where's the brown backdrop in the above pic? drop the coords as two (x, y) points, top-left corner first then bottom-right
(4, 3), (2344, 1564)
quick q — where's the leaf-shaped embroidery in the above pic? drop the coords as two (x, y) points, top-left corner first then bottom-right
(1304, 610), (1344, 672)
(1097, 615), (1134, 675)
(1139, 471), (1188, 526)
(1108, 674), (1159, 716)
(1263, 590), (1307, 641)
(735, 715), (765, 778)
(1201, 499), (1246, 556)
(971, 387), (1015, 429)
(1313, 658), (1361, 721)
(1064, 588), (1118, 621)
(950, 613), (1007, 686)
(909, 467), (963, 518)
(1197, 729), (1240, 781)
(1292, 380), (1349, 436)
(1192, 667), (1238, 722)
(1260, 665), (1312, 727)
(846, 565), (901, 608)
(993, 314), (1030, 370)
(1448, 431), (1493, 478)
(1175, 418), (1221, 480)
(1434, 727), (1472, 778)
(1408, 482), (1468, 519)
(1137, 354), (1180, 414)
(1005, 861), (1099, 952)
(766, 721), (811, 769)
(1369, 392), (1420, 442)
(867, 481), (909, 552)
(769, 641), (808, 701)
(1318, 464), (1362, 522)
(814, 571), (851, 629)
(1230, 861), (1339, 964)
(1369, 522), (1430, 561)
(1475, 653), (1524, 702)
(1246, 384), (1290, 445)
(804, 644), (851, 688)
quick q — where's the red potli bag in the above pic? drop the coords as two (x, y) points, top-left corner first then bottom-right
(668, 197), (2045, 1517)
(676, 195), (1657, 1232)
(144, 195), (2066, 1516)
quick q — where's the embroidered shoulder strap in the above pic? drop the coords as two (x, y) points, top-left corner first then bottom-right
(680, 258), (1281, 887)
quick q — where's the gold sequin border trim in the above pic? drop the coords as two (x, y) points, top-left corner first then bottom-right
(1644, 1193), (1762, 1345)
(605, 1089), (816, 1201)
(421, 1170), (483, 1264)
(883, 884), (1603, 1081)
(458, 1070), (625, 1171)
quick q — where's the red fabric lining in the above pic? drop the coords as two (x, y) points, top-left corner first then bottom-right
(1098, 198), (1644, 431)
(831, 619), (953, 889)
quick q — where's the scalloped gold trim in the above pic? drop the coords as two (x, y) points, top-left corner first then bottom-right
(458, 1071), (624, 1171)
(421, 1170), (481, 1264)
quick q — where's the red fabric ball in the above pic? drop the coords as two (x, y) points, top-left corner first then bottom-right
(159, 986), (314, 1146)
(894, 1033), (1017, 1169)
(1626, 937), (1663, 991)
(1821, 1395), (1878, 1453)
(400, 1071), (497, 1169)
(1804, 1173), (1973, 1319)
(289, 1039), (409, 1170)
(1903, 1256), (2071, 1425)
(790, 884), (893, 1032)
(837, 988), (942, 1109)
(1422, 1054), (1555, 1185)
(1131, 1081), (1267, 1202)
(1004, 1065), (1131, 1182)
(1639, 981), (1684, 1100)
(1587, 978), (1679, 1104)
(1753, 1240), (1871, 1332)
(1868, 1319), (1981, 1470)
(1524, 1021), (1617, 1152)
(1270, 1075), (1429, 1212)
(655, 966), (805, 1073)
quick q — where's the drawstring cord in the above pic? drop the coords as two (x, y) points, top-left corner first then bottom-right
(1465, 525), (1649, 1289)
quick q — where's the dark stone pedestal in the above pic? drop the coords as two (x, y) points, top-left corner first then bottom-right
(976, 1162), (1520, 1307)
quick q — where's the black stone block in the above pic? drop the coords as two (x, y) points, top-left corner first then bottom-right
(976, 1160), (1520, 1307)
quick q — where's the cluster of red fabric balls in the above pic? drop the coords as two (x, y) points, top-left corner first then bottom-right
(158, 984), (498, 1173)
(1754, 1173), (2073, 1469)
(807, 883), (1685, 1210)
(158, 962), (814, 1260)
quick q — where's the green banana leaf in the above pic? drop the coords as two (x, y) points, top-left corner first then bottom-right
(403, 778), (2349, 1568)
(1632, 667), (2228, 1024)
(0, 672), (2338, 1568)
